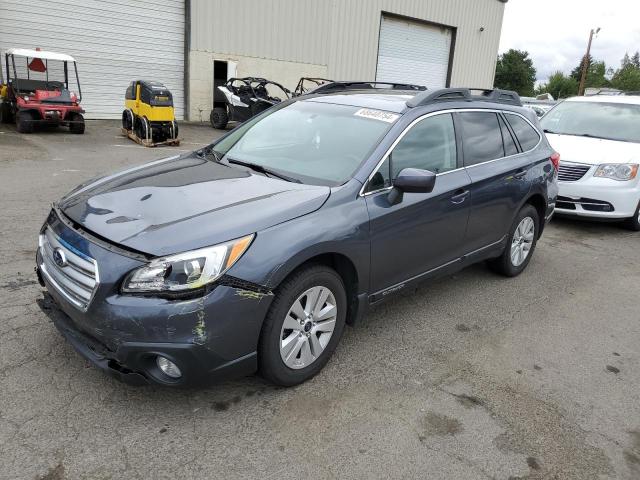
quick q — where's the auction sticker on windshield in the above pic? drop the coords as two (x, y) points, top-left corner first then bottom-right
(354, 108), (400, 123)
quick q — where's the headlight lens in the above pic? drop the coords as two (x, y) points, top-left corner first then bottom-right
(593, 163), (638, 181)
(122, 234), (254, 294)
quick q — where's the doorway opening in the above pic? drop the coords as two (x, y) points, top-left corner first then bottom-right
(213, 60), (229, 109)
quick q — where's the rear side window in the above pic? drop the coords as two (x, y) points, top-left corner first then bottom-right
(499, 115), (519, 156)
(390, 113), (457, 177)
(458, 112), (504, 166)
(505, 114), (540, 151)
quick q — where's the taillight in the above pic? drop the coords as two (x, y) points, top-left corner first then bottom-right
(550, 152), (560, 172)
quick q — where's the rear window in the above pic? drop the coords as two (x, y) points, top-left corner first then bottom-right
(506, 114), (540, 151)
(499, 115), (519, 156)
(458, 112), (504, 166)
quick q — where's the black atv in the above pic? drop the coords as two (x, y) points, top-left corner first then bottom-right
(292, 77), (334, 96)
(210, 77), (292, 129)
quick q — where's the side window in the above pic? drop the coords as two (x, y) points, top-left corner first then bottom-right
(499, 115), (519, 156)
(365, 157), (391, 193)
(458, 112), (504, 166)
(140, 85), (151, 104)
(390, 113), (457, 177)
(505, 114), (541, 151)
(125, 82), (135, 100)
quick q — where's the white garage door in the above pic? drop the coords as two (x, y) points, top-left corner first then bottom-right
(0, 0), (184, 119)
(376, 15), (452, 89)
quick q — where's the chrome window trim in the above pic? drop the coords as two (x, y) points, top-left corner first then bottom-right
(359, 108), (543, 197)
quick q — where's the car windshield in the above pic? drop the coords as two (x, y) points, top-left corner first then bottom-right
(541, 101), (640, 143)
(211, 100), (398, 186)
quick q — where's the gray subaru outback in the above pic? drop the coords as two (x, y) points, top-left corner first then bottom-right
(36, 84), (558, 387)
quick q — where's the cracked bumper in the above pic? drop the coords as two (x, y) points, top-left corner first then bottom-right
(39, 263), (270, 387)
(47, 301), (258, 386)
(35, 215), (274, 387)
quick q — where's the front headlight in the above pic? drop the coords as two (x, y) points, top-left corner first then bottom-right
(122, 234), (254, 294)
(593, 163), (638, 181)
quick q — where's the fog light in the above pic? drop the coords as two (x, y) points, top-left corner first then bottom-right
(156, 356), (182, 378)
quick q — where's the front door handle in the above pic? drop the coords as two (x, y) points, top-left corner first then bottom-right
(513, 169), (527, 179)
(451, 189), (469, 204)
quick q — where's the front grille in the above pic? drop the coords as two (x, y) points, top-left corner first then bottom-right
(558, 164), (591, 182)
(39, 227), (99, 311)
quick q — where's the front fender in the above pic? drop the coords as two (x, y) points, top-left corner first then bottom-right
(227, 181), (371, 294)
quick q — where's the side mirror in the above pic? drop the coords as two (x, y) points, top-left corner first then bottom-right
(388, 168), (436, 204)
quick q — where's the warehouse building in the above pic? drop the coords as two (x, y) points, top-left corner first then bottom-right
(0, 0), (507, 121)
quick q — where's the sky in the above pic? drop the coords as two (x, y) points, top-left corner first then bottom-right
(499, 0), (640, 84)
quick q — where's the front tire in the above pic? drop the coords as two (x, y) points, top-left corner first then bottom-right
(258, 265), (347, 386)
(122, 109), (133, 130)
(489, 204), (539, 277)
(623, 202), (640, 231)
(210, 107), (228, 129)
(16, 110), (34, 133)
(136, 116), (149, 141)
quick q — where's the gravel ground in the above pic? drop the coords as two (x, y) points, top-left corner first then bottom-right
(1, 120), (639, 480)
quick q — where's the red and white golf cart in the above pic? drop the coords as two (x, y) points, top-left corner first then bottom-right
(0, 48), (85, 133)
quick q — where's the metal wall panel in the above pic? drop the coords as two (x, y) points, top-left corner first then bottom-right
(0, 0), (185, 119)
(190, 0), (505, 88)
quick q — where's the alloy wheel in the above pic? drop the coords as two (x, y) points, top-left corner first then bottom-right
(510, 216), (535, 267)
(279, 286), (337, 369)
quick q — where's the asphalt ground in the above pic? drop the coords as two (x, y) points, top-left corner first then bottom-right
(1, 120), (639, 479)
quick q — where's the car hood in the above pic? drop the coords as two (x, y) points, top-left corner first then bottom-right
(546, 133), (640, 166)
(59, 154), (331, 256)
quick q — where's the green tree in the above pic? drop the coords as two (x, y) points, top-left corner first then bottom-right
(538, 72), (579, 99)
(494, 49), (537, 96)
(570, 55), (610, 88)
(611, 52), (640, 92)
(611, 64), (640, 91)
(570, 54), (593, 81)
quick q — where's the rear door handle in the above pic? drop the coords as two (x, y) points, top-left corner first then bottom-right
(451, 189), (469, 204)
(514, 169), (527, 179)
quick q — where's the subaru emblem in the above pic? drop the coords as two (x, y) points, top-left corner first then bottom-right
(52, 248), (67, 268)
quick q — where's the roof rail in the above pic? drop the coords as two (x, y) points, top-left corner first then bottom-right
(312, 81), (427, 94)
(406, 88), (522, 108)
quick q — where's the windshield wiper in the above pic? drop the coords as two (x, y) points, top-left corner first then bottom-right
(225, 158), (302, 183)
(543, 128), (558, 134)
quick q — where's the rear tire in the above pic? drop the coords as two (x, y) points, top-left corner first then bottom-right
(171, 120), (179, 139)
(16, 110), (34, 133)
(488, 204), (539, 277)
(0, 101), (13, 124)
(210, 107), (228, 129)
(69, 113), (85, 134)
(258, 265), (347, 386)
(622, 202), (640, 231)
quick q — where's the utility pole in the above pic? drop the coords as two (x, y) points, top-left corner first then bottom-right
(578, 27), (600, 96)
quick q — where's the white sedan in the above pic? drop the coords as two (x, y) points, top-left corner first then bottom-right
(541, 95), (640, 231)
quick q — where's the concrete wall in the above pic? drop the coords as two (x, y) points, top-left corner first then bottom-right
(188, 0), (506, 119)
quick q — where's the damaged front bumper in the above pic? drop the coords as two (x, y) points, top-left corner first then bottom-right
(36, 212), (274, 387)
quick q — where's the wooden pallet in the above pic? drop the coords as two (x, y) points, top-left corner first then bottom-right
(121, 128), (181, 147)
